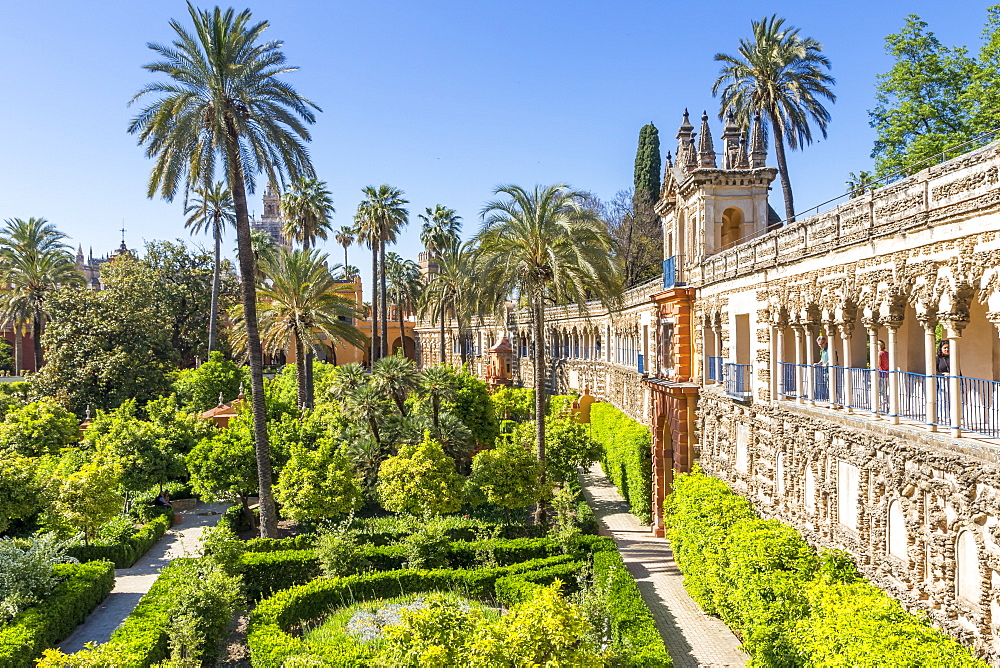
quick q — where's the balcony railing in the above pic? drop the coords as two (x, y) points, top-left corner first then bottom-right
(708, 356), (724, 383)
(663, 255), (685, 290)
(777, 364), (1000, 439)
(724, 363), (752, 400)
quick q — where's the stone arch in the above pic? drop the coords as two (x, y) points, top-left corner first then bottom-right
(721, 206), (745, 249)
(956, 529), (981, 603)
(888, 498), (908, 561)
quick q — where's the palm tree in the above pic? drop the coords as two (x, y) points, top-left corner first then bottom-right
(475, 184), (623, 523)
(372, 354), (420, 416)
(184, 182), (235, 357)
(334, 225), (355, 273)
(385, 252), (422, 358)
(846, 170), (878, 198)
(129, 4), (320, 537)
(713, 15), (836, 223)
(255, 248), (367, 410)
(355, 185), (409, 361)
(328, 362), (369, 403)
(281, 177), (334, 250)
(419, 241), (475, 365)
(418, 205), (462, 258)
(419, 364), (459, 439)
(0, 218), (83, 373)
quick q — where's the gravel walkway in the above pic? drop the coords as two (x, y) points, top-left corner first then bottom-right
(58, 502), (230, 654)
(580, 465), (748, 667)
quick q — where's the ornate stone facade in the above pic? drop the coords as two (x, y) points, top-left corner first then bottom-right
(413, 114), (1000, 660)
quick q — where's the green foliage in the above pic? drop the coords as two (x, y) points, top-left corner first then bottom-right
(0, 338), (13, 374)
(401, 520), (451, 570)
(489, 386), (533, 424)
(375, 593), (487, 667)
(592, 550), (672, 667)
(186, 410), (259, 512)
(541, 413), (601, 484)
(200, 525), (245, 577)
(66, 514), (172, 569)
(275, 439), (361, 523)
(0, 533), (78, 623)
(0, 561), (114, 667)
(160, 561), (242, 666)
(314, 527), (370, 579)
(469, 442), (542, 516)
(377, 432), (464, 515)
(0, 453), (42, 534)
(0, 400), (79, 457)
(171, 351), (247, 413)
(665, 470), (986, 666)
(870, 15), (979, 177)
(634, 123), (662, 205)
(591, 402), (652, 523)
(450, 370), (498, 448)
(53, 461), (123, 544)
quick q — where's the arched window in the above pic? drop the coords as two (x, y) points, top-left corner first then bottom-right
(721, 207), (745, 249)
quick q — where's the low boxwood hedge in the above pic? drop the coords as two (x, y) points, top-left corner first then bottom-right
(0, 560), (115, 668)
(239, 535), (617, 601)
(593, 550), (672, 667)
(665, 470), (986, 666)
(65, 513), (172, 569)
(247, 555), (580, 668)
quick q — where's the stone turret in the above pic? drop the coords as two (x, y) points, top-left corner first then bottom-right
(697, 111), (717, 168)
(675, 109), (696, 171)
(721, 112), (742, 170)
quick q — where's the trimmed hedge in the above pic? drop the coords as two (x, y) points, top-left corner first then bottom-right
(590, 402), (653, 523)
(247, 556), (580, 668)
(0, 561), (115, 668)
(593, 550), (672, 667)
(665, 471), (986, 666)
(239, 535), (616, 601)
(66, 513), (172, 568)
(493, 561), (587, 606)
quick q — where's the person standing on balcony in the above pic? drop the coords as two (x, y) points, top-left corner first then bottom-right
(936, 340), (950, 374)
(877, 339), (889, 411)
(815, 335), (830, 401)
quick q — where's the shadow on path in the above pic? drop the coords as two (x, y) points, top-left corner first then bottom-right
(580, 465), (748, 667)
(59, 502), (230, 654)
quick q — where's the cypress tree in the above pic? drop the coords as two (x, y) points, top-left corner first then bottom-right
(633, 123), (662, 206)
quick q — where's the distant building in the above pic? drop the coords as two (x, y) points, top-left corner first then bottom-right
(250, 184), (288, 246)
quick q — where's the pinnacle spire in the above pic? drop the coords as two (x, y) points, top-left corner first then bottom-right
(750, 111), (767, 168)
(697, 111), (717, 168)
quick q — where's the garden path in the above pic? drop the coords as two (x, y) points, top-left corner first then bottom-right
(58, 502), (230, 654)
(580, 464), (748, 668)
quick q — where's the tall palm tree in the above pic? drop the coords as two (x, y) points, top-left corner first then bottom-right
(713, 15), (836, 223)
(475, 184), (623, 523)
(0, 218), (83, 373)
(184, 182), (235, 357)
(419, 240), (475, 365)
(334, 225), (355, 273)
(355, 185), (408, 362)
(129, 3), (320, 537)
(255, 248), (367, 410)
(418, 205), (462, 258)
(281, 177), (334, 250)
(372, 354), (420, 416)
(385, 252), (422, 358)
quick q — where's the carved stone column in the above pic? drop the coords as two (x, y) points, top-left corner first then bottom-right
(866, 322), (880, 418)
(886, 322), (901, 425)
(793, 323), (805, 405)
(838, 321), (855, 414)
(918, 315), (938, 432)
(774, 321), (786, 403)
(804, 322), (816, 406)
(941, 317), (968, 438)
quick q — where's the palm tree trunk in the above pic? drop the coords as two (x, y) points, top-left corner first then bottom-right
(32, 315), (42, 372)
(532, 296), (547, 525)
(397, 298), (406, 358)
(294, 335), (307, 410)
(371, 246), (379, 365)
(439, 303), (446, 364)
(207, 230), (221, 357)
(770, 115), (796, 224)
(13, 329), (21, 375)
(379, 242), (389, 359)
(227, 146), (278, 539)
(343, 246), (349, 275)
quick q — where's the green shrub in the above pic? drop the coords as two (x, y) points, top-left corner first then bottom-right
(665, 470), (986, 667)
(0, 561), (114, 667)
(66, 513), (172, 569)
(36, 558), (237, 668)
(0, 533), (79, 623)
(592, 550), (672, 667)
(591, 402), (653, 523)
(314, 528), (369, 578)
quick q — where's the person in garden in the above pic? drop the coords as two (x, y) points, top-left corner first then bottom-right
(154, 490), (172, 509)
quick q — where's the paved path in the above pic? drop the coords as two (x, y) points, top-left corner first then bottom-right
(580, 465), (748, 668)
(59, 502), (230, 653)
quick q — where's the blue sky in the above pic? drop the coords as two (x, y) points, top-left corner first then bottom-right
(1, 1), (995, 299)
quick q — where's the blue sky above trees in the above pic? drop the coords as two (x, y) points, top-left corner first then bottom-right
(1, 1), (994, 299)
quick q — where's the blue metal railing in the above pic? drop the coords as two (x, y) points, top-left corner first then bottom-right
(779, 362), (799, 398)
(959, 376), (1000, 438)
(724, 363), (752, 400)
(663, 255), (685, 289)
